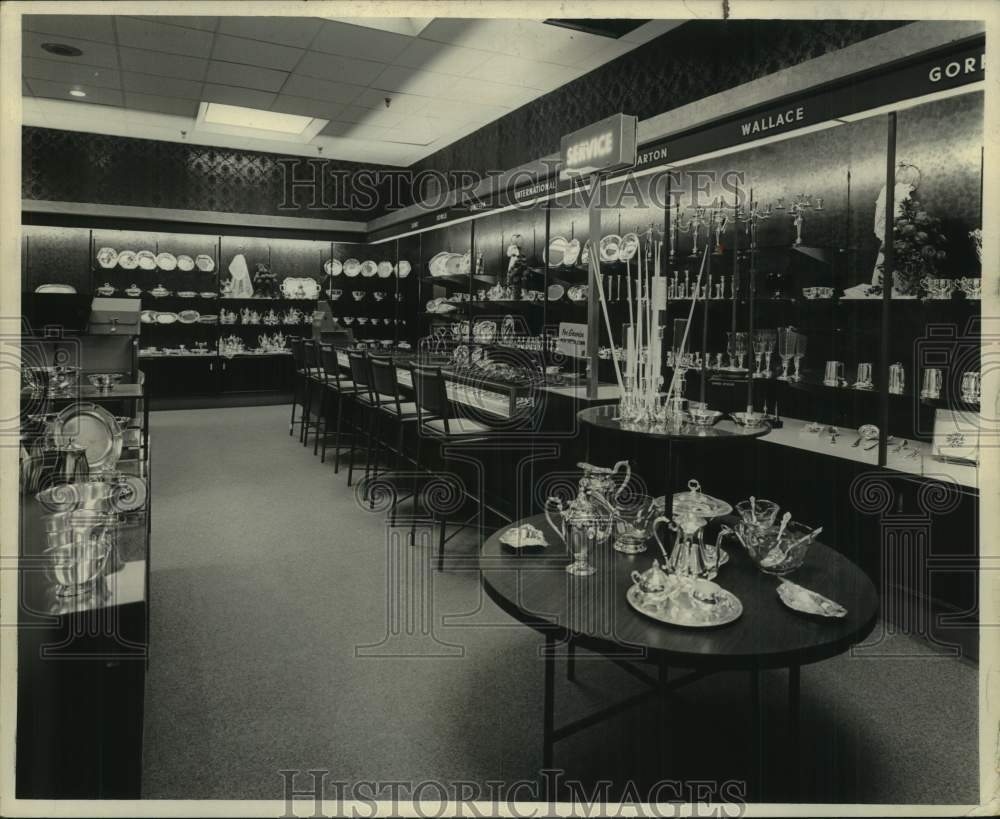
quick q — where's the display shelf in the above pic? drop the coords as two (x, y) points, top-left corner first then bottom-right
(421, 273), (494, 288)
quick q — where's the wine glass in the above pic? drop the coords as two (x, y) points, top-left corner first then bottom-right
(763, 329), (777, 375)
(726, 331), (737, 370)
(734, 332), (748, 370)
(751, 330), (766, 377)
(793, 333), (807, 381)
(777, 327), (797, 380)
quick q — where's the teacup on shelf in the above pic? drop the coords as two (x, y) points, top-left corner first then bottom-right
(957, 276), (982, 300)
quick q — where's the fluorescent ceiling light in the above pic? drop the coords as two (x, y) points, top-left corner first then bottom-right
(203, 102), (311, 134)
(69, 89), (86, 97)
(195, 102), (328, 144)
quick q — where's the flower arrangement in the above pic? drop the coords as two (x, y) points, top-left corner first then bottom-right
(877, 197), (948, 296)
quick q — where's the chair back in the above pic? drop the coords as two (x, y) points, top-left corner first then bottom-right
(369, 355), (401, 412)
(410, 364), (451, 431)
(290, 337), (306, 371)
(347, 350), (374, 401)
(319, 344), (344, 388)
(303, 340), (320, 381)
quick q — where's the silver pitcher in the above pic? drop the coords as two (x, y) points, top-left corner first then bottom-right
(545, 488), (614, 577)
(576, 460), (631, 505)
(653, 509), (718, 580)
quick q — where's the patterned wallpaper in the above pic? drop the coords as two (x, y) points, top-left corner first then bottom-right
(414, 19), (909, 177)
(21, 128), (404, 220)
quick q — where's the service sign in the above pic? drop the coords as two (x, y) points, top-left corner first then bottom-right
(560, 113), (638, 180)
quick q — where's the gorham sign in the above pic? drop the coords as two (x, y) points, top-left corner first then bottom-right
(559, 113), (638, 180)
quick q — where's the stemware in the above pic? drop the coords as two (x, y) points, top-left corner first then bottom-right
(763, 329), (777, 375)
(777, 327), (796, 380)
(734, 331), (748, 371)
(751, 330), (766, 377)
(793, 333), (807, 381)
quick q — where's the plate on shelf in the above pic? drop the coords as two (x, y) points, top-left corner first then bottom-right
(343, 258), (361, 277)
(96, 247), (118, 268)
(176, 254), (195, 271)
(618, 232), (640, 261)
(195, 254), (215, 272)
(397, 260), (411, 278)
(156, 252), (177, 271)
(547, 284), (565, 301)
(324, 258), (343, 277)
(300, 278), (320, 299)
(562, 238), (581, 266)
(198, 314), (218, 324)
(546, 235), (567, 266)
(177, 290), (197, 298)
(445, 253), (465, 276)
(428, 252), (450, 277)
(140, 310), (158, 324)
(360, 260), (378, 278)
(34, 283), (78, 294)
(178, 310), (200, 324)
(200, 291), (217, 298)
(118, 250), (138, 270)
(51, 402), (122, 473)
(599, 234), (622, 262)
(136, 250), (157, 270)
(155, 312), (178, 324)
(377, 261), (394, 278)
(567, 285), (588, 302)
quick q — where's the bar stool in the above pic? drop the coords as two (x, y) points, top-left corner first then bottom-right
(345, 350), (384, 487)
(289, 337), (308, 440)
(300, 340), (325, 448)
(408, 363), (492, 570)
(315, 344), (356, 466)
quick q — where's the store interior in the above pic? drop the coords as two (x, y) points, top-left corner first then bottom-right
(15, 13), (985, 807)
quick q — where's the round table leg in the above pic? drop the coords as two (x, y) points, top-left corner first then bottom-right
(543, 634), (555, 771)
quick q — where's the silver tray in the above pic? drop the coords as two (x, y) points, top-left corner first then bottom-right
(653, 492), (733, 519)
(52, 402), (122, 472)
(626, 581), (742, 628)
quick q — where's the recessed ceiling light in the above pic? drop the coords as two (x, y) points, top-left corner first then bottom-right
(41, 42), (83, 57)
(69, 89), (87, 98)
(195, 103), (328, 144)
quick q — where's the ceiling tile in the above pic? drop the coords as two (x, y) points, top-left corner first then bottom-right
(115, 17), (215, 59)
(334, 105), (408, 130)
(392, 38), (492, 75)
(322, 120), (433, 146)
(212, 34), (304, 72)
(281, 74), (364, 105)
(124, 91), (200, 118)
(296, 51), (385, 86)
(270, 94), (345, 120)
(24, 14), (117, 43)
(351, 88), (429, 115)
(134, 16), (219, 33)
(440, 77), (532, 107)
(311, 21), (411, 62)
(201, 83), (277, 110)
(26, 77), (124, 107)
(122, 71), (203, 101)
(419, 19), (604, 66)
(467, 54), (579, 90)
(23, 57), (121, 90)
(371, 65), (457, 97)
(566, 38), (635, 69)
(23, 31), (119, 69)
(417, 97), (509, 123)
(118, 46), (207, 81)
(217, 16), (319, 49)
(205, 61), (288, 93)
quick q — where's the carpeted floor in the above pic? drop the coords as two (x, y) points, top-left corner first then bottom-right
(141, 405), (979, 804)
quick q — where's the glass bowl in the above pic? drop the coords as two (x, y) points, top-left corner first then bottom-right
(735, 498), (780, 528)
(742, 520), (819, 575)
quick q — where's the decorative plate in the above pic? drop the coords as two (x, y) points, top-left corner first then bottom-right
(445, 253), (465, 276)
(377, 261), (394, 278)
(567, 285), (588, 302)
(546, 236), (568, 265)
(35, 283), (78, 294)
(156, 252), (177, 271)
(176, 254), (195, 271)
(140, 310), (158, 324)
(562, 238), (581, 266)
(177, 290), (197, 298)
(360, 260), (378, 278)
(618, 233), (640, 261)
(428, 252), (452, 277)
(343, 258), (361, 277)
(178, 310), (200, 324)
(397, 260), (411, 278)
(195, 254), (215, 272)
(52, 401), (122, 473)
(117, 250), (138, 270)
(547, 284), (565, 301)
(200, 291), (217, 299)
(626, 580), (743, 628)
(96, 247), (118, 268)
(299, 278), (320, 299)
(777, 580), (847, 618)
(136, 250), (157, 270)
(155, 312), (178, 324)
(599, 234), (622, 262)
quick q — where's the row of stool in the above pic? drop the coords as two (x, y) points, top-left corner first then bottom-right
(288, 337), (495, 569)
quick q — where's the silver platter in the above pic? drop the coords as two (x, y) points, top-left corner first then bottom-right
(626, 581), (743, 628)
(52, 402), (122, 472)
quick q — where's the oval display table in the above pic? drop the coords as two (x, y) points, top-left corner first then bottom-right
(480, 513), (878, 781)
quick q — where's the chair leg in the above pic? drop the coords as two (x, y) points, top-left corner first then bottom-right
(347, 398), (358, 487)
(300, 380), (311, 444)
(289, 375), (299, 436)
(332, 394), (345, 473)
(321, 390), (333, 463)
(363, 412), (375, 490)
(313, 388), (327, 456)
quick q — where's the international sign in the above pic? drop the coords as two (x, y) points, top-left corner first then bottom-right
(560, 113), (638, 179)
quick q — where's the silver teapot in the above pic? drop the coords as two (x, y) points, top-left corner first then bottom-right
(652, 509), (719, 581)
(544, 488), (614, 577)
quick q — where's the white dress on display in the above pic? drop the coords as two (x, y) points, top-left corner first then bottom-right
(228, 253), (254, 297)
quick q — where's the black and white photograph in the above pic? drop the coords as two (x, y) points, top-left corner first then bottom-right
(0, 2), (997, 816)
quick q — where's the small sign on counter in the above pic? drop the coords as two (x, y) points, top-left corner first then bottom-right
(557, 322), (588, 358)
